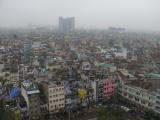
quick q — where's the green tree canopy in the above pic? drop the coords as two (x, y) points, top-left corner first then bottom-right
(98, 107), (127, 120)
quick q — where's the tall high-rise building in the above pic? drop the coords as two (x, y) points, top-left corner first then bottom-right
(59, 17), (75, 33)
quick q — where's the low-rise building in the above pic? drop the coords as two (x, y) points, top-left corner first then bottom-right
(118, 84), (155, 110)
(118, 71), (160, 115)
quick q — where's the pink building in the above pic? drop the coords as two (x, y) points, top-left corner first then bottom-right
(103, 79), (115, 98)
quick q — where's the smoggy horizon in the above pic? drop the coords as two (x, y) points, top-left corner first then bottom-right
(0, 0), (160, 31)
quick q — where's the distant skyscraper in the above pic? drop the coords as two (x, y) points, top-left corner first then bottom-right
(59, 17), (75, 33)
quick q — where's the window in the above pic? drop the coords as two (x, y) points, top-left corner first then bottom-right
(34, 99), (37, 102)
(141, 100), (146, 104)
(148, 103), (152, 107)
(157, 96), (160, 99)
(135, 98), (139, 102)
(35, 105), (37, 108)
(50, 101), (52, 103)
(156, 101), (160, 104)
(30, 100), (32, 103)
(123, 92), (127, 96)
(136, 92), (140, 95)
(129, 95), (133, 99)
(124, 87), (128, 90)
(60, 98), (63, 101)
(155, 106), (160, 110)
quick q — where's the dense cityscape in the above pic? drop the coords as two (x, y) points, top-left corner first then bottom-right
(0, 16), (160, 120)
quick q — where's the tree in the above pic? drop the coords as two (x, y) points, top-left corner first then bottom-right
(0, 76), (8, 85)
(145, 109), (154, 120)
(98, 107), (108, 120)
(98, 107), (127, 120)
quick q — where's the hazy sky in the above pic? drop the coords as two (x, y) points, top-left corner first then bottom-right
(0, 0), (160, 31)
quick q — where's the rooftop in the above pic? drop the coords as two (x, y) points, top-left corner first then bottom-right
(41, 80), (64, 88)
(22, 80), (40, 94)
(127, 84), (156, 96)
(118, 69), (134, 78)
(145, 72), (160, 78)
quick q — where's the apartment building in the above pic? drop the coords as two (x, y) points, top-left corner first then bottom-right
(118, 71), (160, 115)
(41, 81), (65, 113)
(118, 84), (155, 110)
(91, 79), (116, 102)
(21, 80), (41, 120)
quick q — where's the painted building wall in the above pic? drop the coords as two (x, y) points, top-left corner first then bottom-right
(103, 79), (115, 98)
(91, 79), (116, 101)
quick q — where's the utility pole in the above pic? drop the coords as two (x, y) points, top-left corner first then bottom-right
(68, 99), (71, 120)
(68, 107), (70, 120)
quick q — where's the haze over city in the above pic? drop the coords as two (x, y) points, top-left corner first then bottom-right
(1, 0), (160, 120)
(0, 0), (160, 31)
